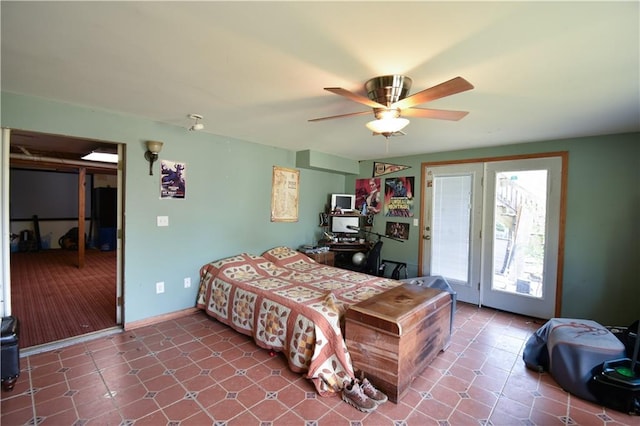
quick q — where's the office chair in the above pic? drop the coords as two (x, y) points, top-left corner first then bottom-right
(362, 240), (383, 276)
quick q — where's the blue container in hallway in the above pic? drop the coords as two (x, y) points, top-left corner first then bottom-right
(99, 227), (116, 251)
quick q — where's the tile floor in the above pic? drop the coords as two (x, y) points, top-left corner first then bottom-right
(1, 303), (637, 425)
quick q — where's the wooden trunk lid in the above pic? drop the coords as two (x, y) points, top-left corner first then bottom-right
(346, 284), (449, 335)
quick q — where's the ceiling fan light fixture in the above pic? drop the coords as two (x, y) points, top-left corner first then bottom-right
(375, 108), (401, 120)
(365, 75), (412, 106)
(309, 75), (473, 140)
(365, 117), (410, 135)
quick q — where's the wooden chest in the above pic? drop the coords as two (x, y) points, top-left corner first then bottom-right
(345, 284), (451, 403)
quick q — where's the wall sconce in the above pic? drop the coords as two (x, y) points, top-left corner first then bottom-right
(144, 140), (163, 175)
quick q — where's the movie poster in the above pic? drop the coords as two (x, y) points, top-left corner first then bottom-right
(386, 221), (410, 240)
(355, 177), (382, 215)
(160, 160), (186, 199)
(383, 176), (414, 217)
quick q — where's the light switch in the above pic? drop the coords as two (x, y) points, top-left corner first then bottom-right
(413, 219), (419, 226)
(157, 216), (169, 227)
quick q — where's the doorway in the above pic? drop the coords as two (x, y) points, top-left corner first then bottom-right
(2, 129), (123, 348)
(421, 154), (566, 319)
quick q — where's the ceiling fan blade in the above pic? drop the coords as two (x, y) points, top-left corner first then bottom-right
(402, 108), (469, 121)
(392, 77), (474, 110)
(308, 110), (372, 122)
(324, 87), (387, 109)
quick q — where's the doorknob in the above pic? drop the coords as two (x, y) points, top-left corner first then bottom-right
(424, 226), (431, 240)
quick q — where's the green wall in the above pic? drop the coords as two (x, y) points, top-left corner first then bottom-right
(2, 92), (344, 323)
(353, 133), (639, 325)
(3, 92), (638, 326)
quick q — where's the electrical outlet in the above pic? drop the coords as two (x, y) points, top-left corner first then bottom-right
(184, 277), (191, 288)
(156, 281), (165, 294)
(157, 216), (169, 227)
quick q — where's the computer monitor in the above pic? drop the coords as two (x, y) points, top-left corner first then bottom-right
(331, 194), (355, 212)
(331, 216), (359, 233)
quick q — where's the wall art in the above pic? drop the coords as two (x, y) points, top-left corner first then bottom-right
(160, 160), (186, 199)
(373, 161), (411, 177)
(383, 176), (414, 217)
(271, 166), (299, 222)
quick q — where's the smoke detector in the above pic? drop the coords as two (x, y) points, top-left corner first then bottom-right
(188, 114), (204, 131)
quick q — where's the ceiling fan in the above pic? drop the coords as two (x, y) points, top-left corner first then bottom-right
(309, 75), (474, 138)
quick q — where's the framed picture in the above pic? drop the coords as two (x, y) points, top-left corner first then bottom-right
(270, 166), (299, 222)
(385, 221), (409, 240)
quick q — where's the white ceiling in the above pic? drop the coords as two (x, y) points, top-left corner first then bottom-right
(2, 1), (638, 161)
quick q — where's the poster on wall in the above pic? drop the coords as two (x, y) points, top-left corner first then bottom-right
(386, 221), (410, 240)
(271, 166), (300, 222)
(383, 176), (414, 217)
(355, 177), (382, 214)
(160, 160), (186, 199)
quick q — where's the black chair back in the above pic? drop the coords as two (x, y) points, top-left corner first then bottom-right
(363, 240), (383, 275)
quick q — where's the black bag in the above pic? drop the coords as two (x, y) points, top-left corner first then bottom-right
(1, 316), (20, 391)
(589, 320), (640, 414)
(379, 259), (408, 280)
(58, 227), (85, 250)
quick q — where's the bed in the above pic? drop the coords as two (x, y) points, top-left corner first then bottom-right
(196, 246), (402, 396)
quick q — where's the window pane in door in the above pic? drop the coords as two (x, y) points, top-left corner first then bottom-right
(432, 175), (472, 283)
(492, 170), (547, 298)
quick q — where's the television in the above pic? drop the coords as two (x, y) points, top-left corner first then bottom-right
(331, 215), (360, 234)
(331, 193), (356, 212)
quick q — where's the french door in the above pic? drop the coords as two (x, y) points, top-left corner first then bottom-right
(423, 163), (483, 305)
(422, 155), (564, 319)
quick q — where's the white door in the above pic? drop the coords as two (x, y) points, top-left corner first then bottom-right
(422, 156), (564, 319)
(422, 163), (483, 305)
(481, 157), (562, 319)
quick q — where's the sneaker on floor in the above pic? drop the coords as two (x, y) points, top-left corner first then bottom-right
(361, 378), (388, 404)
(342, 379), (377, 413)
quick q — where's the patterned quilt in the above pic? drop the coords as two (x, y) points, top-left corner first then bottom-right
(196, 246), (402, 396)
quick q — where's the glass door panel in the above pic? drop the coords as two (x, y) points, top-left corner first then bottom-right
(492, 169), (547, 298)
(432, 175), (472, 282)
(482, 157), (562, 319)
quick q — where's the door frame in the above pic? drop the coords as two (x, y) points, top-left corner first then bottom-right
(1, 129), (11, 316)
(1, 127), (124, 326)
(419, 151), (568, 318)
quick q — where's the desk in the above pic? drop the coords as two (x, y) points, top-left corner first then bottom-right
(302, 250), (335, 266)
(326, 242), (371, 253)
(325, 242), (371, 268)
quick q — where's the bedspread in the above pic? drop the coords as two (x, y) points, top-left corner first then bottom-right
(196, 246), (401, 396)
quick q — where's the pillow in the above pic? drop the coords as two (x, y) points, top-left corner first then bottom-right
(262, 246), (315, 266)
